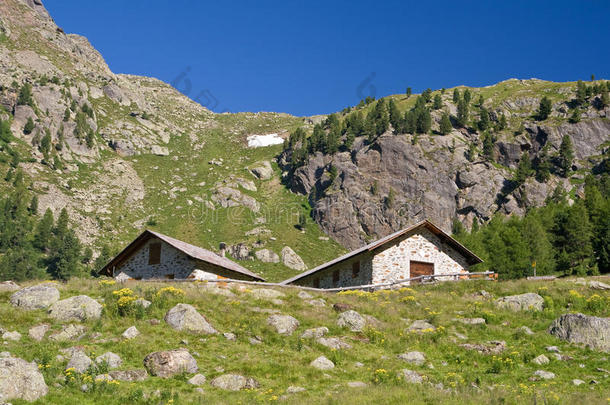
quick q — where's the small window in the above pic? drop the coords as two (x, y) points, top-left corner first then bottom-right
(332, 270), (340, 283)
(164, 274), (174, 279)
(313, 278), (320, 288)
(148, 243), (161, 265)
(352, 261), (360, 278)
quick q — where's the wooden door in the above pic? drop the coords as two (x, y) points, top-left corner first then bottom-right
(410, 261), (434, 283)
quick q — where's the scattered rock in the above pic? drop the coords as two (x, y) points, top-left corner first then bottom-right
(532, 354), (550, 365)
(398, 369), (423, 384)
(150, 319), (161, 326)
(28, 324), (50, 341)
(456, 317), (486, 325)
(49, 324), (86, 342)
(0, 281), (20, 292)
(250, 161), (273, 180)
(316, 337), (352, 350)
(546, 346), (560, 353)
(223, 332), (236, 341)
(2, 331), (21, 341)
(307, 298), (326, 307)
(301, 327), (329, 339)
(249, 337), (263, 345)
(519, 326), (534, 335)
(0, 354), (48, 401)
(297, 291), (313, 299)
(164, 304), (218, 334)
(572, 379), (585, 386)
(267, 315), (300, 335)
(460, 340), (506, 355)
(255, 249), (280, 263)
(337, 310), (366, 332)
(122, 326), (140, 339)
(333, 303), (352, 312)
(210, 374), (259, 391)
(250, 289), (285, 300)
(48, 295), (102, 322)
(108, 369), (148, 382)
(95, 352), (122, 369)
(188, 374), (207, 386)
(310, 356), (334, 370)
(134, 298), (151, 309)
(281, 246), (306, 271)
(347, 381), (367, 388)
(10, 284), (60, 310)
(548, 313), (609, 352)
(407, 320), (436, 333)
(227, 243), (253, 261)
(397, 351), (426, 366)
(66, 351), (92, 373)
(143, 349), (198, 378)
(495, 293), (544, 311)
(150, 145), (169, 156)
(532, 370), (555, 380)
(286, 386), (306, 393)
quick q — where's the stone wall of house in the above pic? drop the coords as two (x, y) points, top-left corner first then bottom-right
(372, 228), (469, 284)
(115, 238), (198, 279)
(293, 254), (374, 288)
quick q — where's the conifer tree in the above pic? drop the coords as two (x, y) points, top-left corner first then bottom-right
(575, 80), (587, 106)
(34, 208), (54, 251)
(482, 132), (495, 161)
(452, 89), (460, 104)
(344, 128), (355, 150)
(537, 96), (552, 120)
(23, 117), (34, 135)
(94, 245), (113, 275)
(463, 89), (472, 104)
(457, 99), (469, 127)
(558, 135), (574, 177)
(439, 113), (452, 135)
(388, 99), (401, 132)
(17, 83), (33, 107)
(422, 88), (432, 103)
(433, 94), (442, 110)
(569, 108), (581, 123)
(478, 107), (490, 131)
(405, 87), (412, 97)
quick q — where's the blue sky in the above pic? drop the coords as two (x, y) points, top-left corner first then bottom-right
(44, 0), (610, 116)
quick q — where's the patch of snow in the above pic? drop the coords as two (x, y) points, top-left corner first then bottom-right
(247, 134), (284, 148)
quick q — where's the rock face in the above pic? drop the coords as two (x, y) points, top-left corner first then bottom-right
(337, 310), (366, 332)
(495, 293), (544, 311)
(548, 313), (610, 352)
(143, 349), (198, 378)
(48, 295), (102, 321)
(164, 304), (218, 334)
(210, 374), (259, 391)
(281, 246), (306, 270)
(267, 315), (300, 335)
(0, 353), (48, 401)
(10, 284), (60, 310)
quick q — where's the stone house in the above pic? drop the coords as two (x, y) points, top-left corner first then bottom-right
(280, 220), (482, 288)
(99, 230), (265, 281)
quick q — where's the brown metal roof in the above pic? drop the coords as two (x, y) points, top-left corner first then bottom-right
(99, 230), (265, 281)
(280, 219), (483, 285)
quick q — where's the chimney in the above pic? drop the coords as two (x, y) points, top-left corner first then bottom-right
(219, 242), (227, 257)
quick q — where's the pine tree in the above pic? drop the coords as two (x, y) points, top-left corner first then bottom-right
(94, 245), (113, 275)
(537, 96), (552, 120)
(439, 113), (452, 135)
(363, 114), (376, 143)
(388, 99), (401, 132)
(23, 117), (34, 135)
(47, 208), (81, 280)
(452, 89), (460, 104)
(555, 201), (594, 275)
(403, 110), (416, 134)
(433, 94), (442, 110)
(452, 218), (466, 236)
(63, 108), (70, 122)
(478, 107), (490, 131)
(558, 135), (574, 177)
(482, 132), (495, 161)
(575, 80), (587, 106)
(415, 108), (431, 134)
(496, 114), (507, 131)
(601, 91), (609, 108)
(457, 99), (469, 127)
(422, 89), (432, 103)
(534, 145), (551, 183)
(28, 195), (38, 214)
(569, 108), (581, 123)
(325, 127), (340, 154)
(34, 208), (54, 251)
(343, 128), (355, 150)
(17, 83), (33, 107)
(385, 188), (395, 209)
(513, 152), (532, 186)
(466, 142), (477, 162)
(520, 214), (555, 275)
(0, 120), (12, 143)
(463, 89), (472, 104)
(405, 87), (412, 97)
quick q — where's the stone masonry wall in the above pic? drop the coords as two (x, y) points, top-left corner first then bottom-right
(372, 228), (469, 284)
(293, 254), (374, 288)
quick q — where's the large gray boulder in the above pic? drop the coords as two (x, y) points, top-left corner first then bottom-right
(108, 369), (148, 382)
(301, 327), (329, 339)
(548, 313), (610, 352)
(250, 161), (273, 180)
(281, 246), (306, 271)
(407, 320), (436, 333)
(0, 353), (48, 401)
(337, 310), (366, 332)
(164, 304), (217, 334)
(10, 284), (60, 310)
(143, 349), (198, 378)
(316, 337), (352, 350)
(397, 351), (426, 366)
(310, 356), (334, 370)
(398, 369), (423, 384)
(255, 249), (280, 263)
(267, 315), (300, 335)
(66, 351), (92, 373)
(495, 293), (544, 311)
(0, 281), (20, 292)
(210, 374), (259, 391)
(48, 295), (102, 321)
(95, 352), (122, 369)
(250, 288), (285, 300)
(49, 324), (86, 342)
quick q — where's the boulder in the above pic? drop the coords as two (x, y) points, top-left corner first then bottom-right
(532, 354), (549, 365)
(407, 320), (436, 333)
(398, 369), (423, 384)
(281, 246), (306, 270)
(143, 349), (198, 378)
(188, 374), (207, 386)
(533, 370), (555, 380)
(397, 351), (426, 366)
(150, 145), (169, 156)
(250, 288), (285, 300)
(95, 352), (122, 369)
(122, 326), (140, 339)
(456, 317), (486, 325)
(347, 381), (368, 388)
(307, 298), (326, 307)
(250, 161), (273, 180)
(495, 293), (544, 311)
(548, 313), (610, 352)
(164, 304), (217, 334)
(48, 295), (102, 322)
(28, 324), (50, 341)
(300, 327), (329, 339)
(134, 298), (152, 309)
(49, 324), (86, 342)
(10, 284), (60, 310)
(333, 303), (352, 312)
(337, 310), (366, 332)
(286, 386), (306, 393)
(519, 326), (534, 335)
(460, 340), (506, 355)
(2, 331), (21, 341)
(267, 315), (300, 335)
(0, 281), (20, 292)
(66, 351), (92, 373)
(210, 374), (259, 391)
(310, 356), (334, 370)
(108, 369), (148, 382)
(297, 291), (313, 299)
(255, 249), (280, 263)
(227, 243), (253, 261)
(316, 337), (352, 350)
(0, 354), (48, 401)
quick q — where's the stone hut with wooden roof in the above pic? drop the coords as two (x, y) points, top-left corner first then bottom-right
(100, 230), (264, 282)
(280, 220), (482, 288)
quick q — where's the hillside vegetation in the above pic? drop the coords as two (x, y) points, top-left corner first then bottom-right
(0, 277), (609, 404)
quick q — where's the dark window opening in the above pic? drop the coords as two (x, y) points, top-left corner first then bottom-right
(148, 243), (161, 265)
(164, 274), (175, 279)
(313, 278), (320, 288)
(332, 270), (340, 283)
(352, 261), (360, 278)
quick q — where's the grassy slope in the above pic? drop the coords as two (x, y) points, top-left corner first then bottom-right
(1, 278), (608, 404)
